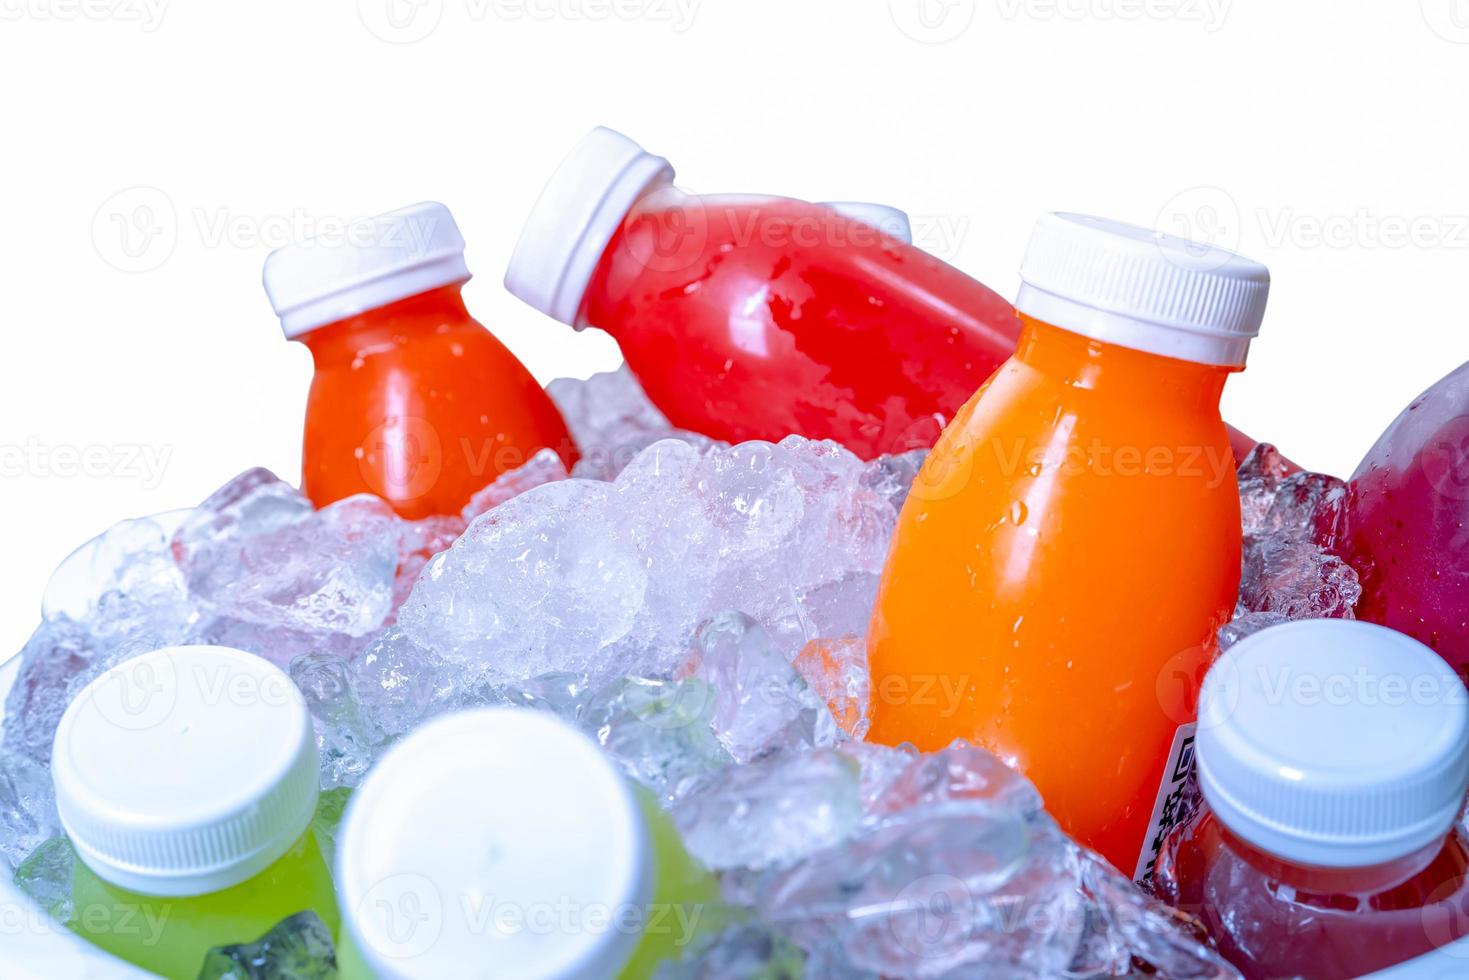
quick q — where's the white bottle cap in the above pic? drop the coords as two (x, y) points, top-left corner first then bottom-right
(1016, 212), (1270, 367)
(263, 201), (471, 339)
(1198, 620), (1469, 869)
(505, 127), (674, 327)
(51, 645), (319, 897)
(337, 708), (653, 980)
(819, 202), (913, 245)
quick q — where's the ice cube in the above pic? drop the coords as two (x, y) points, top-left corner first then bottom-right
(42, 509), (193, 624)
(672, 749), (862, 872)
(871, 740), (1044, 817)
(0, 748), (59, 871)
(653, 923), (807, 979)
(582, 675), (733, 803)
(1217, 611), (1290, 652)
(349, 627), (447, 738)
(399, 435), (908, 689)
(174, 473), (400, 639)
(1073, 853), (1239, 979)
(755, 799), (1067, 977)
(548, 368), (724, 480)
(1231, 444), (1360, 627)
(196, 911), (337, 980)
(690, 612), (839, 764)
(397, 479), (650, 683)
(1237, 535), (1361, 620)
(792, 636), (869, 740)
(460, 447), (569, 522)
(290, 652), (384, 789)
(12, 837), (75, 926)
(1237, 443), (1349, 546)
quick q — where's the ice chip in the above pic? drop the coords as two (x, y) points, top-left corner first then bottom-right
(672, 749), (862, 872)
(1217, 611), (1290, 652)
(13, 837), (76, 926)
(0, 749), (60, 871)
(290, 652), (384, 789)
(583, 675), (732, 803)
(42, 509), (193, 624)
(872, 740), (1045, 817)
(1231, 443), (1360, 628)
(399, 479), (648, 682)
(351, 627), (493, 739)
(460, 447), (569, 522)
(756, 800), (1067, 977)
(691, 612), (839, 764)
(792, 636), (869, 740)
(175, 472), (399, 638)
(396, 433), (913, 685)
(1237, 535), (1361, 620)
(860, 448), (928, 513)
(196, 910), (337, 980)
(1074, 853), (1240, 979)
(549, 367), (724, 480)
(653, 923), (806, 980)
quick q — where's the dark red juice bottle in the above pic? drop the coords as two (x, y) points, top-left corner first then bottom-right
(1152, 619), (1469, 978)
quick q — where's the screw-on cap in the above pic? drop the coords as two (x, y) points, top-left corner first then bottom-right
(263, 202), (471, 339)
(1198, 620), (1469, 869)
(51, 645), (319, 897)
(504, 127), (674, 327)
(1016, 212), (1270, 366)
(819, 202), (913, 245)
(337, 709), (653, 980)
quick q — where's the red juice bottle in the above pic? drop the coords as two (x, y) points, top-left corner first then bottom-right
(504, 127), (1020, 459)
(263, 202), (575, 519)
(1152, 619), (1469, 979)
(1343, 360), (1469, 677)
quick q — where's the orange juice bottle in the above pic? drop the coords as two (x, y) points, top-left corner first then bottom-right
(263, 202), (576, 519)
(867, 213), (1271, 875)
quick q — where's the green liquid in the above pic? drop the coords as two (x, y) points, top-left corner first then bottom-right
(619, 789), (722, 978)
(70, 828), (340, 980)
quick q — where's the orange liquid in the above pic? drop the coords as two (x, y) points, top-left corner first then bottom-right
(300, 284), (576, 519)
(867, 314), (1242, 872)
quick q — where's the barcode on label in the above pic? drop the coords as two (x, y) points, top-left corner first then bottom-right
(1133, 723), (1197, 887)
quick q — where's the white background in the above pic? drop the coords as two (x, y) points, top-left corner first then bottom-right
(1, 0), (1467, 659)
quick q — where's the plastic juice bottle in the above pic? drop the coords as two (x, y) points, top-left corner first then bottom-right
(1342, 359), (1469, 678)
(263, 202), (576, 520)
(504, 126), (1021, 459)
(866, 213), (1271, 875)
(51, 645), (337, 980)
(1152, 619), (1469, 978)
(335, 708), (720, 980)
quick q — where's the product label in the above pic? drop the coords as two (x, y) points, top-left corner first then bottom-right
(1133, 723), (1197, 887)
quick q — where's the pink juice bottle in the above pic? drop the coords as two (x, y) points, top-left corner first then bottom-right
(504, 127), (1021, 459)
(1152, 619), (1469, 979)
(1343, 360), (1469, 677)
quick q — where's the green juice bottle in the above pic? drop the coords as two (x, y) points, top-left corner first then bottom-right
(335, 708), (721, 979)
(51, 645), (339, 979)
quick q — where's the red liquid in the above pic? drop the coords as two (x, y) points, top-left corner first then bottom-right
(581, 191), (1274, 463)
(1154, 808), (1469, 978)
(300, 284), (576, 519)
(581, 192), (1020, 459)
(1343, 360), (1469, 677)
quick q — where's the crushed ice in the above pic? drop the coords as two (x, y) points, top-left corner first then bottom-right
(1, 369), (1366, 977)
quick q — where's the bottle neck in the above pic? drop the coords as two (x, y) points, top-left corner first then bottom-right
(1222, 821), (1446, 895)
(1015, 314), (1233, 414)
(298, 283), (473, 365)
